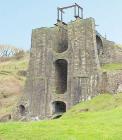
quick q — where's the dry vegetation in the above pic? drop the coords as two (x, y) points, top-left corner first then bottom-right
(0, 47), (29, 118)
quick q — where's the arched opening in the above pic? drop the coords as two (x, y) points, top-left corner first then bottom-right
(54, 27), (68, 53)
(55, 59), (68, 94)
(52, 101), (66, 114)
(8, 114), (11, 120)
(19, 105), (26, 116)
(96, 35), (103, 55)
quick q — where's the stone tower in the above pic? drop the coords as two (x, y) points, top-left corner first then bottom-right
(13, 4), (101, 120)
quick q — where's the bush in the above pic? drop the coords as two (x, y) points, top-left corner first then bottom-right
(14, 50), (25, 60)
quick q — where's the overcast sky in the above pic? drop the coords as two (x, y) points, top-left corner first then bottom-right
(0, 0), (122, 50)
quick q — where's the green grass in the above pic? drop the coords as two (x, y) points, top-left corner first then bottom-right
(0, 57), (29, 85)
(101, 63), (122, 72)
(0, 94), (122, 140)
(117, 44), (122, 48)
(0, 58), (28, 77)
(0, 58), (28, 86)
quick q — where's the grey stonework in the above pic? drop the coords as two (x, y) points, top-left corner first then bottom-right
(101, 71), (122, 94)
(96, 32), (122, 65)
(12, 17), (122, 120)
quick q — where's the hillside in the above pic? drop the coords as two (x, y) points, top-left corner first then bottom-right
(0, 56), (29, 118)
(0, 56), (121, 118)
(0, 43), (121, 121)
(0, 54), (122, 140)
(0, 94), (122, 140)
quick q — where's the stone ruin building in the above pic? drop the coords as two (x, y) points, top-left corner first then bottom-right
(13, 4), (122, 120)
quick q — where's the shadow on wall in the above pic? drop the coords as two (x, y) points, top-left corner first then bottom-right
(96, 35), (103, 55)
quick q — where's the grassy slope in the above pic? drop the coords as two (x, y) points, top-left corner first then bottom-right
(0, 94), (122, 140)
(0, 57), (28, 117)
(101, 63), (122, 72)
(0, 58), (122, 139)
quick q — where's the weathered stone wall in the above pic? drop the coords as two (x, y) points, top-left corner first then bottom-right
(67, 18), (100, 105)
(13, 14), (122, 120)
(94, 28), (122, 97)
(98, 38), (122, 65)
(13, 18), (101, 120)
(101, 71), (122, 94)
(97, 36), (122, 95)
(114, 46), (122, 63)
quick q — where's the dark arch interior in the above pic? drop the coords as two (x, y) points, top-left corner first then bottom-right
(54, 28), (68, 53)
(19, 105), (26, 116)
(96, 35), (103, 55)
(55, 59), (67, 94)
(8, 114), (11, 120)
(53, 101), (66, 114)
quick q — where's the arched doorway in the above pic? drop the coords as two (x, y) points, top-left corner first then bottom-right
(52, 101), (66, 114)
(19, 105), (26, 116)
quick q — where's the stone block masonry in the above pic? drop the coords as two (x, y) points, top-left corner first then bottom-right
(12, 17), (101, 120)
(12, 16), (122, 120)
